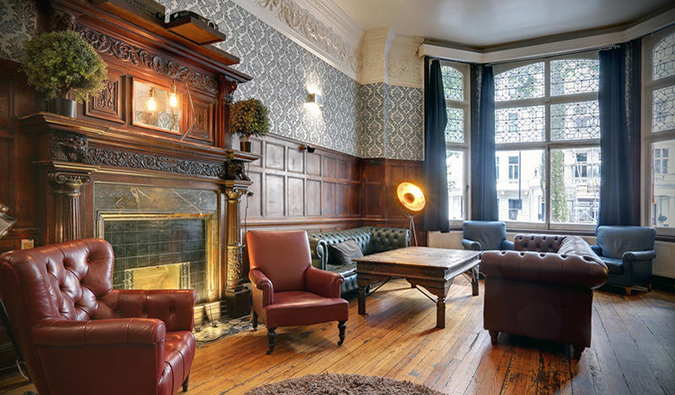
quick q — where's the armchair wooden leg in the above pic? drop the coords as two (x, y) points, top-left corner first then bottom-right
(252, 311), (258, 330)
(625, 287), (632, 296)
(572, 345), (585, 360)
(338, 321), (346, 346)
(648, 283), (653, 292)
(489, 330), (499, 345)
(267, 327), (277, 355)
(182, 374), (189, 392)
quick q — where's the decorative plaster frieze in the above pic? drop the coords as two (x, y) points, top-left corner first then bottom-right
(359, 28), (395, 85)
(232, 0), (361, 80)
(387, 35), (424, 89)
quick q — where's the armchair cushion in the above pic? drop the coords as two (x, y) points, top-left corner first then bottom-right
(463, 221), (508, 251)
(327, 239), (364, 266)
(601, 257), (624, 275)
(596, 226), (656, 259)
(263, 291), (348, 328)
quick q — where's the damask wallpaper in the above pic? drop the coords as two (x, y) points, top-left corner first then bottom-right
(0, 0), (37, 62)
(0, 0), (424, 160)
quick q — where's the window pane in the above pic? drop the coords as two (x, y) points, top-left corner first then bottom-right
(442, 66), (463, 101)
(495, 106), (545, 143)
(551, 100), (600, 141)
(550, 148), (601, 224)
(445, 107), (464, 143)
(550, 59), (599, 96)
(653, 86), (675, 132)
(653, 33), (675, 81)
(446, 150), (465, 220)
(652, 140), (675, 227)
(497, 150), (545, 223)
(495, 63), (545, 101)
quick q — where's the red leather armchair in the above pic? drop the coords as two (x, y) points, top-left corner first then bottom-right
(0, 239), (195, 395)
(247, 230), (349, 354)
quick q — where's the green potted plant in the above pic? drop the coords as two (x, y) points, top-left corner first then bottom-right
(230, 98), (269, 152)
(22, 30), (108, 118)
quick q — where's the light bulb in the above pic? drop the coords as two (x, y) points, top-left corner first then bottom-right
(169, 81), (178, 107)
(147, 87), (156, 112)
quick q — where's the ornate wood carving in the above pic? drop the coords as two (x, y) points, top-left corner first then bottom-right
(51, 10), (77, 32)
(226, 160), (250, 181)
(77, 26), (219, 93)
(224, 181), (252, 317)
(48, 170), (92, 243)
(51, 132), (88, 162)
(86, 74), (123, 123)
(219, 77), (238, 103)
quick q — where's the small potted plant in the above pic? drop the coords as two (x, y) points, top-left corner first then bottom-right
(230, 98), (269, 152)
(22, 30), (107, 118)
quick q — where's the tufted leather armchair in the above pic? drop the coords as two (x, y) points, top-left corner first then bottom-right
(591, 226), (657, 295)
(461, 221), (514, 252)
(0, 239), (195, 395)
(247, 230), (349, 354)
(308, 227), (409, 294)
(482, 234), (608, 358)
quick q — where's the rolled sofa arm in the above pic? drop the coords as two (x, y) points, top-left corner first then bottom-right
(623, 250), (657, 262)
(249, 269), (274, 307)
(462, 239), (481, 251)
(482, 250), (608, 289)
(32, 318), (166, 347)
(308, 237), (328, 269)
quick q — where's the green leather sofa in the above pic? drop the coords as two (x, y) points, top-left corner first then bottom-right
(308, 226), (410, 295)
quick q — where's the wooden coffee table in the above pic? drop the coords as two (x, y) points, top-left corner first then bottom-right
(354, 247), (480, 329)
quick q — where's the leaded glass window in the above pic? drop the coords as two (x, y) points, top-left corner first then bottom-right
(445, 107), (464, 143)
(652, 85), (675, 133)
(495, 106), (545, 143)
(495, 63), (545, 101)
(442, 66), (463, 102)
(551, 101), (600, 141)
(653, 33), (675, 81)
(551, 59), (600, 96)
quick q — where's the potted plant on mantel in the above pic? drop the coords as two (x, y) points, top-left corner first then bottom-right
(22, 30), (107, 118)
(230, 98), (269, 152)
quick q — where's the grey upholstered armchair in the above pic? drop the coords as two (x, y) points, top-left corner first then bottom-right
(462, 221), (514, 251)
(591, 226), (657, 295)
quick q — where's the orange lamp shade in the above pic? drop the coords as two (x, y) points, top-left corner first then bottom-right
(396, 182), (425, 212)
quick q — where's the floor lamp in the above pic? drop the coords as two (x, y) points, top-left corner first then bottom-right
(396, 182), (425, 246)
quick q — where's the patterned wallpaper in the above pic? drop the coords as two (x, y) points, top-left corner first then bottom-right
(0, 0), (37, 62)
(0, 0), (423, 160)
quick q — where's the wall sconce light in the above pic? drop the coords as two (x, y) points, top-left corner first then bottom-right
(147, 87), (157, 112)
(169, 80), (178, 108)
(307, 93), (324, 108)
(299, 145), (316, 153)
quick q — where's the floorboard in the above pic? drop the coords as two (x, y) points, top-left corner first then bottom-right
(1, 278), (674, 395)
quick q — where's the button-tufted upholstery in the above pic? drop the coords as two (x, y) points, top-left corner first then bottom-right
(247, 230), (349, 354)
(0, 239), (195, 395)
(482, 235), (608, 357)
(308, 227), (410, 294)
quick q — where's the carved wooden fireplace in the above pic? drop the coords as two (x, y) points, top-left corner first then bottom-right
(19, 0), (259, 318)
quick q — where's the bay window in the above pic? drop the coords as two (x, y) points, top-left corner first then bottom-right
(494, 54), (600, 229)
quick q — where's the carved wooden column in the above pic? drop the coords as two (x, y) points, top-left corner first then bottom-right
(48, 170), (92, 243)
(223, 160), (253, 317)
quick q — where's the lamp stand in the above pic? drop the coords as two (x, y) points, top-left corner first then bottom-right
(407, 214), (419, 246)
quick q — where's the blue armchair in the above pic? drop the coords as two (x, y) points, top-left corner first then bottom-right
(591, 226), (657, 295)
(462, 221), (514, 251)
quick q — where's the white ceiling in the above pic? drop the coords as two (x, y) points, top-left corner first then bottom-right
(331, 0), (674, 47)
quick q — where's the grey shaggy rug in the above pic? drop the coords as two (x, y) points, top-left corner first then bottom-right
(244, 373), (446, 395)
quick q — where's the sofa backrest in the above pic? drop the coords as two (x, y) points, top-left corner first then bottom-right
(309, 227), (374, 255)
(463, 221), (507, 250)
(514, 234), (567, 253)
(596, 226), (656, 259)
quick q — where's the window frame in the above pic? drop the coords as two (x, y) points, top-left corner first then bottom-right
(642, 26), (675, 237)
(441, 61), (471, 224)
(494, 52), (600, 231)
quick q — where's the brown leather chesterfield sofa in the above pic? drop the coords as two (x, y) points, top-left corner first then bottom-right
(0, 239), (195, 395)
(482, 234), (608, 358)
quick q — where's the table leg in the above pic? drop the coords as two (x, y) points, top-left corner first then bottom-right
(358, 286), (367, 315)
(471, 266), (479, 296)
(436, 296), (446, 329)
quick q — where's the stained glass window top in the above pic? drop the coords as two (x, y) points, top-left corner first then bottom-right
(445, 107), (464, 143)
(496, 106), (545, 144)
(551, 59), (599, 96)
(653, 85), (675, 133)
(442, 66), (463, 101)
(551, 101), (600, 141)
(495, 63), (545, 102)
(653, 33), (675, 81)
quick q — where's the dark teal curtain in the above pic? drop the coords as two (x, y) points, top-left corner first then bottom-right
(424, 58), (450, 232)
(470, 65), (498, 221)
(598, 42), (641, 227)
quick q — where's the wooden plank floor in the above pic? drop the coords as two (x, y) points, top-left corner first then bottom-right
(1, 278), (674, 395)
